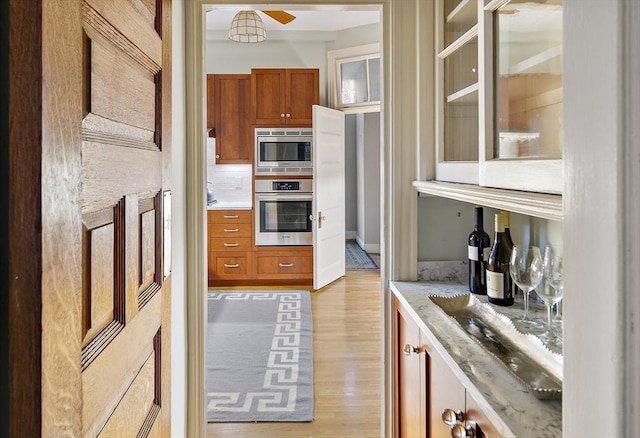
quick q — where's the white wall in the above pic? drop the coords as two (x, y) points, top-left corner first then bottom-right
(205, 39), (328, 104)
(170, 1), (186, 435)
(345, 114), (358, 237)
(417, 196), (562, 261)
(356, 112), (381, 251)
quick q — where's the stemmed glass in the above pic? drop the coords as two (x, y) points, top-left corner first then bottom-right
(509, 245), (543, 329)
(539, 246), (564, 327)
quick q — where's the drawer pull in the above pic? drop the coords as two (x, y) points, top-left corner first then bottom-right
(279, 263), (294, 268)
(223, 215), (239, 219)
(223, 228), (239, 233)
(223, 243), (240, 247)
(223, 263), (240, 268)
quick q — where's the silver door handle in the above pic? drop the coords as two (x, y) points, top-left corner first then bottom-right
(286, 113), (291, 117)
(223, 263), (240, 268)
(223, 215), (239, 219)
(223, 243), (239, 247)
(223, 228), (239, 232)
(280, 113), (285, 117)
(279, 263), (294, 268)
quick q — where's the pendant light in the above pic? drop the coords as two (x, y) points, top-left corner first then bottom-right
(228, 10), (266, 43)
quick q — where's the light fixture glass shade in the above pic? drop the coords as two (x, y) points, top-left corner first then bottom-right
(228, 10), (266, 43)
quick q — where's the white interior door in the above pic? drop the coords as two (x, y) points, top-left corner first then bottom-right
(313, 105), (346, 289)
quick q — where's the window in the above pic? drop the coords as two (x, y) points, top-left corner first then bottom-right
(328, 43), (381, 113)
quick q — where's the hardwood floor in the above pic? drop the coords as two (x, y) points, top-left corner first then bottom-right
(207, 270), (383, 438)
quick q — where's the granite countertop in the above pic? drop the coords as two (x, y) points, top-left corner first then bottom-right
(390, 281), (562, 438)
(207, 201), (252, 210)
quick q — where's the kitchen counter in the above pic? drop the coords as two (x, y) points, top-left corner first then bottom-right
(390, 281), (562, 437)
(207, 201), (252, 210)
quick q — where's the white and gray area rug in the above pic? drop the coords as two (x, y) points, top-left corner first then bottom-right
(345, 241), (378, 270)
(206, 291), (313, 422)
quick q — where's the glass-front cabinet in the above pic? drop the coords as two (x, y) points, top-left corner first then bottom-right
(436, 0), (563, 194)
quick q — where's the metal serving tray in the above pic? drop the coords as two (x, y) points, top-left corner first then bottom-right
(429, 294), (563, 400)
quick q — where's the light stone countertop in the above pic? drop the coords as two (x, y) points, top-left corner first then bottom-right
(207, 201), (252, 210)
(390, 281), (562, 438)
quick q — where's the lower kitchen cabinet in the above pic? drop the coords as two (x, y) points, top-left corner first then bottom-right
(208, 209), (253, 282)
(254, 247), (313, 280)
(207, 209), (313, 285)
(395, 299), (427, 438)
(208, 252), (252, 280)
(394, 296), (500, 438)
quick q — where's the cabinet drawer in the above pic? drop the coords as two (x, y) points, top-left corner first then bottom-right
(254, 253), (312, 278)
(208, 209), (252, 224)
(209, 252), (252, 279)
(209, 237), (252, 252)
(209, 222), (252, 238)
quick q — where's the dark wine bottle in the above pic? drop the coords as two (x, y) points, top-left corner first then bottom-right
(501, 210), (517, 296)
(486, 212), (514, 306)
(468, 206), (491, 294)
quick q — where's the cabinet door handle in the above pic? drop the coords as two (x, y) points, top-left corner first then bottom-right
(441, 409), (464, 426)
(279, 263), (294, 268)
(223, 228), (239, 232)
(286, 113), (291, 117)
(451, 422), (474, 438)
(280, 113), (285, 117)
(223, 215), (239, 219)
(402, 344), (420, 356)
(223, 263), (240, 268)
(223, 243), (239, 247)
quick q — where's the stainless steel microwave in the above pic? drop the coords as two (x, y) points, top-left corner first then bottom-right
(254, 127), (313, 176)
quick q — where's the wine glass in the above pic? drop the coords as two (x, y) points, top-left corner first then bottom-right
(509, 245), (543, 329)
(537, 246), (564, 328)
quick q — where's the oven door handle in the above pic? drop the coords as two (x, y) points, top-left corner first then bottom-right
(256, 194), (312, 202)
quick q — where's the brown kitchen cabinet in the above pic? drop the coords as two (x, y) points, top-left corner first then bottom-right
(251, 68), (319, 126)
(394, 296), (500, 438)
(395, 298), (427, 438)
(253, 247), (313, 281)
(208, 210), (253, 280)
(207, 74), (252, 164)
(207, 210), (313, 286)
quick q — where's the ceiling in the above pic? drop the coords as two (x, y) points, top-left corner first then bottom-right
(205, 8), (380, 32)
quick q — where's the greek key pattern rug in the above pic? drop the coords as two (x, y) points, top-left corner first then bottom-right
(346, 241), (378, 270)
(206, 291), (313, 422)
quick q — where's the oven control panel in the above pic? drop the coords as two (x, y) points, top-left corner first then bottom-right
(255, 179), (313, 193)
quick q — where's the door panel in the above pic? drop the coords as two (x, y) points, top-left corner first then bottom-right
(42, 0), (171, 436)
(312, 105), (346, 289)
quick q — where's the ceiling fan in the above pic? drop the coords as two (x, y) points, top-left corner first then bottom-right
(260, 10), (296, 25)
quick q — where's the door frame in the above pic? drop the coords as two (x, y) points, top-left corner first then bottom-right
(185, 1), (422, 437)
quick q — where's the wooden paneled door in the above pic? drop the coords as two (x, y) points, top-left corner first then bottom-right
(40, 0), (172, 436)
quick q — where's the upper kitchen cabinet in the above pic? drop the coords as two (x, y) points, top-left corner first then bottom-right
(208, 74), (252, 164)
(251, 68), (319, 126)
(433, 0), (563, 195)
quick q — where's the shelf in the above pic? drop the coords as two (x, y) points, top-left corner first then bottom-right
(447, 0), (476, 25)
(447, 82), (478, 103)
(438, 24), (478, 59)
(412, 180), (562, 221)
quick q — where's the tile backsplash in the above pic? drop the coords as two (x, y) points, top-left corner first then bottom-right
(206, 138), (252, 204)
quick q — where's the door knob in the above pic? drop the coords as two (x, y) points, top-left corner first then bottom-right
(402, 344), (420, 356)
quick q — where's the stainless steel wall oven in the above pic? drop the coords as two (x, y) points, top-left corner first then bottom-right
(255, 179), (313, 246)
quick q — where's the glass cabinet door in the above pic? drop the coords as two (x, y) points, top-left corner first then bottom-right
(494, 0), (563, 160)
(479, 0), (563, 194)
(436, 0), (480, 184)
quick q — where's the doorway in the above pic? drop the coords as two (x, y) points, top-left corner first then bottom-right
(184, 1), (394, 437)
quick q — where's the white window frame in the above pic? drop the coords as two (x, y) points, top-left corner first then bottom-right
(328, 43), (381, 114)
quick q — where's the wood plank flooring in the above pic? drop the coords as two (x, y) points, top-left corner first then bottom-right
(207, 270), (382, 438)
